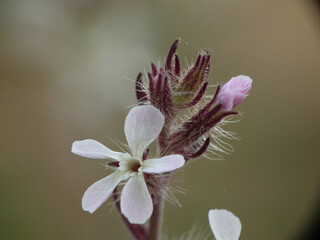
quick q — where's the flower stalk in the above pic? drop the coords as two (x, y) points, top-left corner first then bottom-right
(147, 193), (164, 240)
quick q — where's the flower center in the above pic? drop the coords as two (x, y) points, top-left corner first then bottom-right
(123, 158), (141, 172)
(130, 161), (141, 172)
(118, 155), (142, 173)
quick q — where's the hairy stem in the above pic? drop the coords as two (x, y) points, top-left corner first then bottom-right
(146, 127), (172, 239)
(147, 195), (164, 240)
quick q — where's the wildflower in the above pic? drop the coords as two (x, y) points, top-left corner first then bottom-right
(217, 75), (252, 112)
(72, 105), (185, 224)
(209, 209), (242, 240)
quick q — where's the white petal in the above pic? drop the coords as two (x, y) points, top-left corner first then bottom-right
(72, 139), (123, 160)
(142, 155), (185, 173)
(209, 209), (242, 240)
(82, 171), (128, 213)
(120, 174), (153, 224)
(124, 105), (164, 159)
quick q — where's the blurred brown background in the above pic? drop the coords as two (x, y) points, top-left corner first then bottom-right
(0, 0), (319, 239)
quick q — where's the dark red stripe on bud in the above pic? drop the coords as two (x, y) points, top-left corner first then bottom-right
(179, 86), (220, 133)
(135, 73), (148, 105)
(178, 50), (210, 93)
(147, 72), (154, 89)
(174, 54), (180, 76)
(108, 161), (119, 167)
(166, 39), (180, 71)
(156, 71), (163, 91)
(179, 82), (208, 108)
(206, 111), (238, 129)
(197, 85), (221, 116)
(169, 104), (222, 144)
(151, 63), (158, 77)
(193, 109), (237, 143)
(142, 148), (149, 161)
(148, 65), (174, 119)
(168, 104), (237, 154)
(185, 137), (210, 160)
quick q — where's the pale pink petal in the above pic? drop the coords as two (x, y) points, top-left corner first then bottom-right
(142, 154), (185, 173)
(72, 139), (124, 160)
(232, 93), (248, 107)
(209, 209), (242, 240)
(124, 105), (164, 159)
(82, 171), (128, 213)
(217, 75), (252, 111)
(120, 174), (153, 224)
(217, 90), (234, 112)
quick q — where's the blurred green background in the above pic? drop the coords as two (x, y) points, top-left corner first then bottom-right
(1, 0), (319, 239)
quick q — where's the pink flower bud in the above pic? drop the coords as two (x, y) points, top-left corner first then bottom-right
(217, 75), (252, 111)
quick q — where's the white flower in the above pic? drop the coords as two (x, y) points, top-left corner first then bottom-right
(72, 105), (185, 224)
(209, 209), (242, 240)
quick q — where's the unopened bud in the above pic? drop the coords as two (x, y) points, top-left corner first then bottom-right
(217, 75), (252, 111)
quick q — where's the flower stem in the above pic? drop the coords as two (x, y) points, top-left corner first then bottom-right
(146, 129), (170, 240)
(147, 195), (164, 240)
